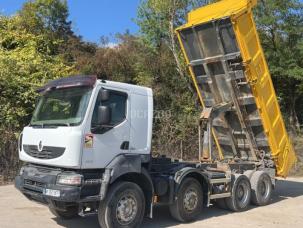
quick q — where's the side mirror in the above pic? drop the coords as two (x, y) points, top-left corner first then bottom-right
(99, 89), (109, 102)
(97, 106), (111, 126)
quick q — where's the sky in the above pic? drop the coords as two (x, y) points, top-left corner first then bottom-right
(0, 0), (141, 44)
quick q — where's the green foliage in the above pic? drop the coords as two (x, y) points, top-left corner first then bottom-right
(18, 0), (71, 39)
(0, 17), (74, 129)
(137, 0), (207, 48)
(0, 0), (76, 182)
(135, 0), (210, 157)
(255, 0), (303, 80)
(0, 2), (75, 130)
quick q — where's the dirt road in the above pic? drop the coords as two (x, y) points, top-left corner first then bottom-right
(0, 178), (302, 228)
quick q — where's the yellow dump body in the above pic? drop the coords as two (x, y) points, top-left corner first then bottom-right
(176, 0), (296, 177)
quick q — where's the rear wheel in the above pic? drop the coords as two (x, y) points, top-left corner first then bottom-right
(225, 175), (251, 212)
(98, 182), (145, 228)
(250, 171), (272, 206)
(169, 178), (203, 222)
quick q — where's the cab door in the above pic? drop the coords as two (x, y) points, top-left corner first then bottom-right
(82, 87), (130, 169)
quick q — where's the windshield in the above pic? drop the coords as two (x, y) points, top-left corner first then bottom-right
(31, 87), (92, 126)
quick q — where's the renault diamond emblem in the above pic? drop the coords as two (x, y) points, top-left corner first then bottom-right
(38, 141), (43, 152)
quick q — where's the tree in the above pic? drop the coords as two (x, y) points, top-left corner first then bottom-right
(136, 0), (214, 158)
(17, 0), (94, 65)
(137, 0), (207, 86)
(18, 0), (72, 40)
(0, 15), (74, 129)
(254, 0), (303, 132)
(0, 12), (75, 180)
(16, 0), (96, 83)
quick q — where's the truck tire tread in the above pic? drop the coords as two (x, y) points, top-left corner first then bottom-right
(250, 171), (272, 206)
(169, 177), (203, 223)
(225, 174), (251, 212)
(98, 181), (145, 228)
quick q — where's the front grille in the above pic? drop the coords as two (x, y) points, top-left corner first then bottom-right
(24, 179), (45, 193)
(23, 144), (65, 159)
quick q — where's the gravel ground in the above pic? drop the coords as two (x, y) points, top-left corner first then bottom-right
(0, 177), (302, 228)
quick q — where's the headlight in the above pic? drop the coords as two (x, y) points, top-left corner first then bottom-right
(57, 173), (83, 186)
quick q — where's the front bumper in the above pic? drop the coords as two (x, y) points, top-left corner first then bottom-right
(15, 165), (82, 204)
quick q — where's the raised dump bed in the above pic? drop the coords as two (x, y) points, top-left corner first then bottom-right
(176, 0), (296, 177)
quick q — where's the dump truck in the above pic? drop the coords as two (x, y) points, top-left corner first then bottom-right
(175, 0), (297, 177)
(15, 0), (296, 228)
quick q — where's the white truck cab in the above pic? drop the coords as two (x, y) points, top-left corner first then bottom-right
(19, 76), (153, 169)
(16, 76), (157, 227)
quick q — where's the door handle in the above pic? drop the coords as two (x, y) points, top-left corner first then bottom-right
(120, 141), (129, 150)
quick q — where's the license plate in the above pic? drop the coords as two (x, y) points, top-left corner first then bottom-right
(43, 189), (60, 197)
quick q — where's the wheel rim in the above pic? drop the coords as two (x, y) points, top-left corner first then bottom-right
(259, 176), (270, 199)
(237, 185), (245, 200)
(116, 193), (138, 225)
(236, 181), (250, 208)
(183, 188), (198, 212)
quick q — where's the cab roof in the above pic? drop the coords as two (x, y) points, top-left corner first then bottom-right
(38, 75), (152, 97)
(98, 80), (152, 97)
(37, 75), (97, 93)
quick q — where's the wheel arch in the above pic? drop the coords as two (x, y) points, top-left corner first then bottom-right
(104, 154), (153, 218)
(112, 168), (154, 218)
(174, 168), (210, 206)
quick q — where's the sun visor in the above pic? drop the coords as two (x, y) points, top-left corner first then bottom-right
(37, 75), (97, 93)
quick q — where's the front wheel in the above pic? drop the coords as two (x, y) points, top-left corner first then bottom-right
(169, 177), (203, 222)
(98, 182), (145, 228)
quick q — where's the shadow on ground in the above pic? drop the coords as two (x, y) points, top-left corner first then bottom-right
(53, 179), (303, 228)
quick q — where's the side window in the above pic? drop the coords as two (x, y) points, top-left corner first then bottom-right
(91, 89), (127, 128)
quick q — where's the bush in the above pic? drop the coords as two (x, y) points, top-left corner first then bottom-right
(0, 129), (21, 184)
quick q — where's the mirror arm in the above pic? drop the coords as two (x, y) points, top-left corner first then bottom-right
(91, 124), (113, 134)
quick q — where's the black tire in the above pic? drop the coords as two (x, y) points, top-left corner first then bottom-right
(250, 171), (272, 206)
(49, 203), (79, 220)
(98, 182), (145, 228)
(225, 175), (251, 212)
(169, 178), (203, 222)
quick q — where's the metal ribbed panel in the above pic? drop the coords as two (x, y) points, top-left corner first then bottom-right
(232, 11), (297, 177)
(178, 18), (267, 161)
(176, 0), (296, 177)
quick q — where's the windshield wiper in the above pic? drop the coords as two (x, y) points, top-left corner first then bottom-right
(43, 123), (70, 127)
(30, 123), (75, 128)
(30, 123), (44, 128)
